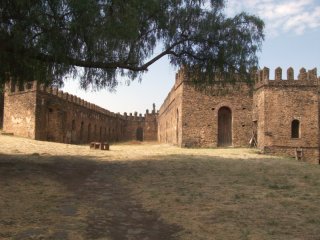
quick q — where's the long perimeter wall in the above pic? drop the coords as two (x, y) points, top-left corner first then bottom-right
(3, 81), (157, 143)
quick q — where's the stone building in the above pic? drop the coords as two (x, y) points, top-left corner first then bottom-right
(158, 67), (320, 164)
(2, 81), (157, 143)
(1, 66), (320, 164)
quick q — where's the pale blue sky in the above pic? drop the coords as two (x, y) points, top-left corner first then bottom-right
(63, 0), (320, 114)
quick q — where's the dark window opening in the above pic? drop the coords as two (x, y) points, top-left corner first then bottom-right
(80, 122), (84, 140)
(136, 127), (143, 141)
(10, 81), (15, 93)
(291, 120), (300, 138)
(88, 124), (91, 142)
(71, 120), (76, 131)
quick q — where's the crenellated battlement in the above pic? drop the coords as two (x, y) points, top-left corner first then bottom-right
(254, 67), (318, 89)
(122, 107), (158, 122)
(40, 85), (124, 118)
(6, 80), (151, 121)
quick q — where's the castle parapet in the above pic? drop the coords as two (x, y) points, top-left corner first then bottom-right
(255, 67), (318, 88)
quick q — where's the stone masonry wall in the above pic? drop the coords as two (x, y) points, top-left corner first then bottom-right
(3, 81), (157, 144)
(123, 110), (158, 142)
(158, 67), (319, 164)
(3, 81), (37, 138)
(181, 82), (253, 147)
(158, 68), (253, 148)
(35, 88), (127, 143)
(158, 69), (184, 146)
(253, 67), (319, 164)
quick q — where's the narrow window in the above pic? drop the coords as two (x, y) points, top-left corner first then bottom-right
(71, 120), (76, 131)
(80, 122), (84, 140)
(88, 123), (91, 142)
(10, 81), (15, 93)
(291, 120), (300, 138)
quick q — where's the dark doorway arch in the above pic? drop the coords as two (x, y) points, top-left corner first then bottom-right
(80, 121), (84, 142)
(71, 119), (76, 143)
(87, 123), (91, 142)
(291, 119), (300, 138)
(218, 107), (232, 146)
(136, 127), (143, 141)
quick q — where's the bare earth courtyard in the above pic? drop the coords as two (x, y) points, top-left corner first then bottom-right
(0, 135), (319, 240)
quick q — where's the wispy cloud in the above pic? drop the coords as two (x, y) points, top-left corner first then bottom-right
(225, 0), (320, 37)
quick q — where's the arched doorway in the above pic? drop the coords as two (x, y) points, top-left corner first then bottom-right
(87, 123), (91, 142)
(218, 107), (232, 146)
(136, 127), (143, 141)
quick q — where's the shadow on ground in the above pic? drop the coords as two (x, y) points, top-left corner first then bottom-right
(0, 152), (320, 240)
(0, 153), (183, 240)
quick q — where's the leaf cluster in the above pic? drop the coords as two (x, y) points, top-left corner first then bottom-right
(0, 0), (264, 90)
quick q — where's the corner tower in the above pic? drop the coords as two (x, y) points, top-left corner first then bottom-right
(253, 67), (319, 164)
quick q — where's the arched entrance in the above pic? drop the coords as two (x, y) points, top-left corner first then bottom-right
(136, 127), (143, 141)
(218, 107), (232, 146)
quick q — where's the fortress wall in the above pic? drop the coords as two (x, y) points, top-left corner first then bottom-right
(253, 67), (319, 164)
(3, 80), (157, 144)
(252, 86), (266, 149)
(158, 69), (184, 145)
(0, 91), (4, 129)
(181, 82), (253, 147)
(123, 113), (145, 141)
(143, 112), (158, 141)
(35, 87), (127, 144)
(119, 109), (158, 142)
(3, 82), (37, 138)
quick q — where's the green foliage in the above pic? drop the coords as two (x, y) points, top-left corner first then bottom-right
(0, 0), (264, 90)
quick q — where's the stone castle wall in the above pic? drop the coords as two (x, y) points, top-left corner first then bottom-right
(2, 66), (320, 164)
(3, 81), (157, 143)
(158, 66), (320, 164)
(158, 68), (253, 148)
(158, 69), (184, 146)
(0, 91), (4, 129)
(3, 82), (37, 138)
(181, 82), (253, 147)
(122, 110), (158, 142)
(253, 67), (319, 164)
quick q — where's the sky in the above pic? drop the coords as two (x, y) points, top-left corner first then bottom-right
(62, 0), (320, 115)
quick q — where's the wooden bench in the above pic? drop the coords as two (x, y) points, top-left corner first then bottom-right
(90, 142), (109, 150)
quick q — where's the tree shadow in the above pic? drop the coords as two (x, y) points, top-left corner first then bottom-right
(0, 153), (183, 240)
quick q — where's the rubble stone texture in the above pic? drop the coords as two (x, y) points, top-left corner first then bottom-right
(158, 67), (320, 164)
(2, 81), (157, 144)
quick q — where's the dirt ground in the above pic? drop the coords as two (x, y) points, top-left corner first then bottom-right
(0, 135), (320, 240)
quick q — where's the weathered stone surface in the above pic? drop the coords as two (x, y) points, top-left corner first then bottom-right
(2, 67), (320, 164)
(3, 81), (157, 144)
(158, 67), (320, 164)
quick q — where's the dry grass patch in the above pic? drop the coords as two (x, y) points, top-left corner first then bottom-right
(0, 135), (319, 240)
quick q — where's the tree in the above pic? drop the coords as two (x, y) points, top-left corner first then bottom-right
(0, 0), (264, 90)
